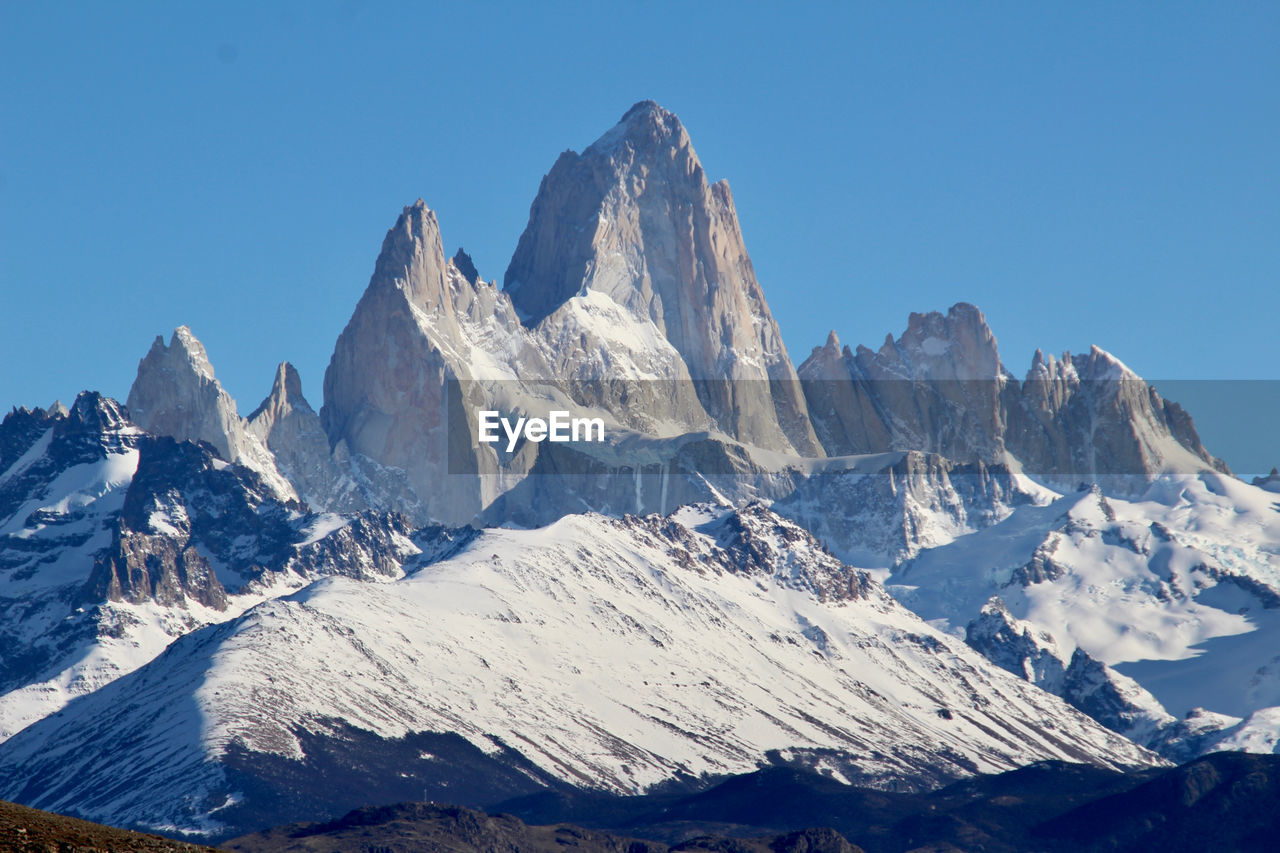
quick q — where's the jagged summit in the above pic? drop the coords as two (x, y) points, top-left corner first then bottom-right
(502, 99), (820, 455)
(451, 247), (479, 285)
(126, 326), (295, 498)
(68, 391), (130, 432)
(248, 362), (310, 423)
(799, 303), (1227, 480)
(584, 99), (690, 158)
(851, 302), (1007, 381)
(138, 326), (217, 382)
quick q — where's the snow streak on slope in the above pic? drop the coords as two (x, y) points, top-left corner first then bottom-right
(0, 505), (1161, 837)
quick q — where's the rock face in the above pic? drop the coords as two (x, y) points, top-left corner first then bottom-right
(127, 327), (296, 499)
(320, 202), (536, 524)
(247, 362), (363, 513)
(773, 451), (1032, 566)
(800, 304), (1010, 464)
(506, 101), (820, 457)
(965, 598), (1174, 747)
(1009, 345), (1228, 486)
(799, 303), (1227, 486)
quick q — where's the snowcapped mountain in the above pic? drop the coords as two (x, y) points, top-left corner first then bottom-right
(505, 101), (819, 456)
(320, 103), (825, 525)
(127, 328), (298, 500)
(0, 392), (421, 743)
(885, 471), (1280, 756)
(0, 504), (1160, 839)
(3, 98), (1274, 846)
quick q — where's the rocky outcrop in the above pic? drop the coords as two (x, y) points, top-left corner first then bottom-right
(1009, 345), (1229, 485)
(84, 530), (227, 609)
(799, 303), (1228, 487)
(127, 327), (296, 498)
(773, 451), (1032, 565)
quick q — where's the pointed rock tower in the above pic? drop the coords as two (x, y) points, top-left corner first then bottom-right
(320, 201), (535, 523)
(505, 100), (821, 456)
(247, 362), (363, 512)
(127, 327), (295, 498)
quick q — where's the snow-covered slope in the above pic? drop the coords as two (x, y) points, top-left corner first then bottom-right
(886, 472), (1280, 754)
(0, 504), (1161, 839)
(0, 394), (423, 743)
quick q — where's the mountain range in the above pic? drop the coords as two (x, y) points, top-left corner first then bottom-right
(1, 101), (1275, 846)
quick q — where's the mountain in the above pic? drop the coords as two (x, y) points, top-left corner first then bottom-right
(320, 103), (823, 525)
(127, 327), (297, 499)
(0, 390), (422, 744)
(885, 473), (1280, 756)
(4, 98), (1273, 849)
(505, 100), (820, 457)
(0, 503), (1160, 840)
(798, 303), (1227, 486)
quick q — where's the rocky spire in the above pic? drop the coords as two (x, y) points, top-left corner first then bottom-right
(248, 363), (363, 512)
(451, 248), (480, 285)
(504, 100), (821, 455)
(249, 362), (311, 426)
(127, 327), (242, 463)
(321, 200), (502, 524)
(127, 327), (295, 498)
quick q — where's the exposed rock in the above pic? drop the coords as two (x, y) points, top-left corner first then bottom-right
(320, 201), (534, 524)
(127, 327), (296, 498)
(247, 362), (364, 512)
(799, 303), (1228, 488)
(1010, 345), (1228, 488)
(506, 100), (821, 457)
(1254, 467), (1280, 493)
(965, 598), (1177, 750)
(774, 451), (1032, 565)
(84, 530), (228, 610)
(451, 247), (480, 285)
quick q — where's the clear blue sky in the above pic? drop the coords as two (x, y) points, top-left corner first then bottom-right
(2, 2), (1277, 471)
